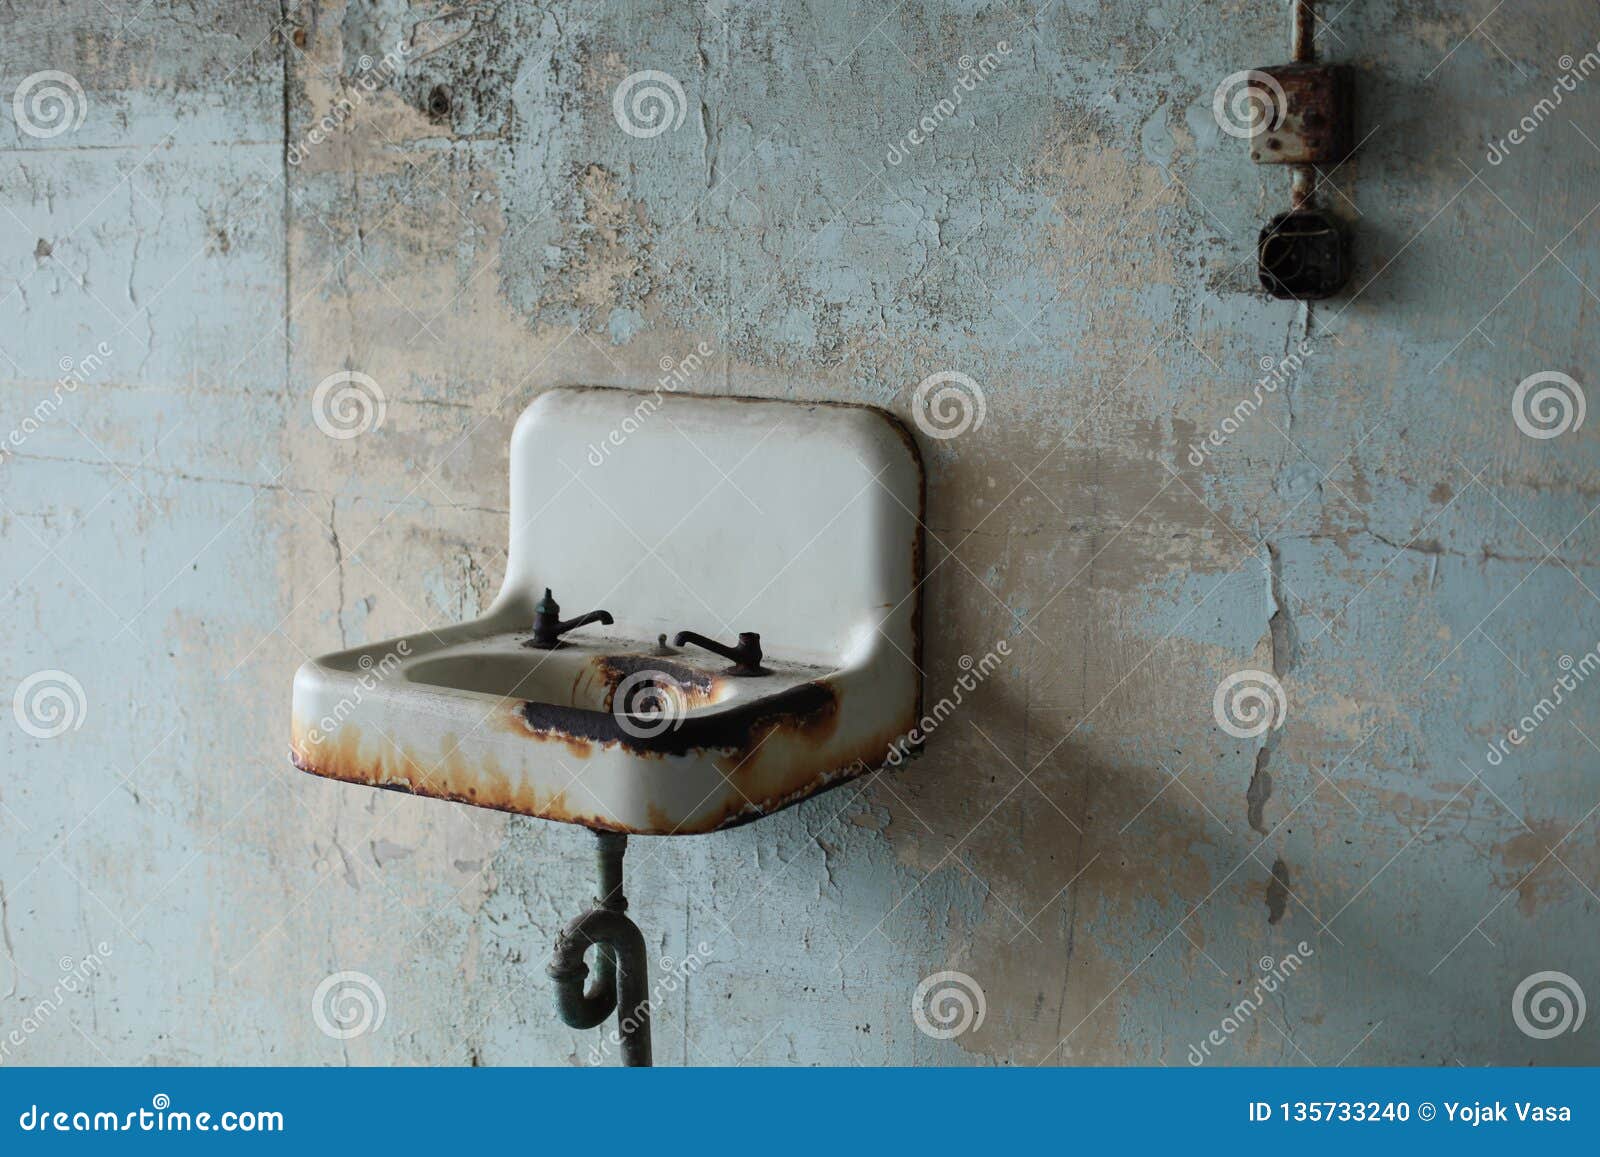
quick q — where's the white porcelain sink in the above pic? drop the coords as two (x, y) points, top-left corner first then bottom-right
(290, 386), (924, 835)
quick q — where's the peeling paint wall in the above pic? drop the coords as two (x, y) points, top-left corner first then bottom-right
(3, 0), (1599, 1066)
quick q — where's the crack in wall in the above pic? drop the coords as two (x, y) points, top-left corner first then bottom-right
(1265, 857), (1291, 925)
(1251, 546), (1300, 930)
(329, 498), (347, 649)
(279, 2), (293, 413)
(1246, 542), (1298, 836)
(1265, 541), (1298, 680)
(1246, 749), (1274, 836)
(0, 880), (17, 999)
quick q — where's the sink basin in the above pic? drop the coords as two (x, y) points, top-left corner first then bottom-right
(402, 646), (737, 711)
(290, 386), (924, 835)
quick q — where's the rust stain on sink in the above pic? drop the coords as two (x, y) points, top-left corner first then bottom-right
(289, 670), (916, 836)
(291, 720), (635, 831)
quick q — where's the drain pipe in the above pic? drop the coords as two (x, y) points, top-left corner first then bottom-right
(547, 830), (653, 1066)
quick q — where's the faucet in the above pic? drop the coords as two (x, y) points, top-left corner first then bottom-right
(671, 630), (769, 676)
(528, 588), (614, 649)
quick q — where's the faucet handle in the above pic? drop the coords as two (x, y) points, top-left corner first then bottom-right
(528, 588), (615, 649)
(671, 630), (768, 676)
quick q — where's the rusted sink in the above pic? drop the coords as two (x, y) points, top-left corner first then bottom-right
(290, 386), (924, 835)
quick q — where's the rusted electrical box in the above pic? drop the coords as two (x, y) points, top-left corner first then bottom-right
(1247, 0), (1353, 300)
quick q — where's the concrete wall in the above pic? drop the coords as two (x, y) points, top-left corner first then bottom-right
(3, 0), (1597, 1066)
